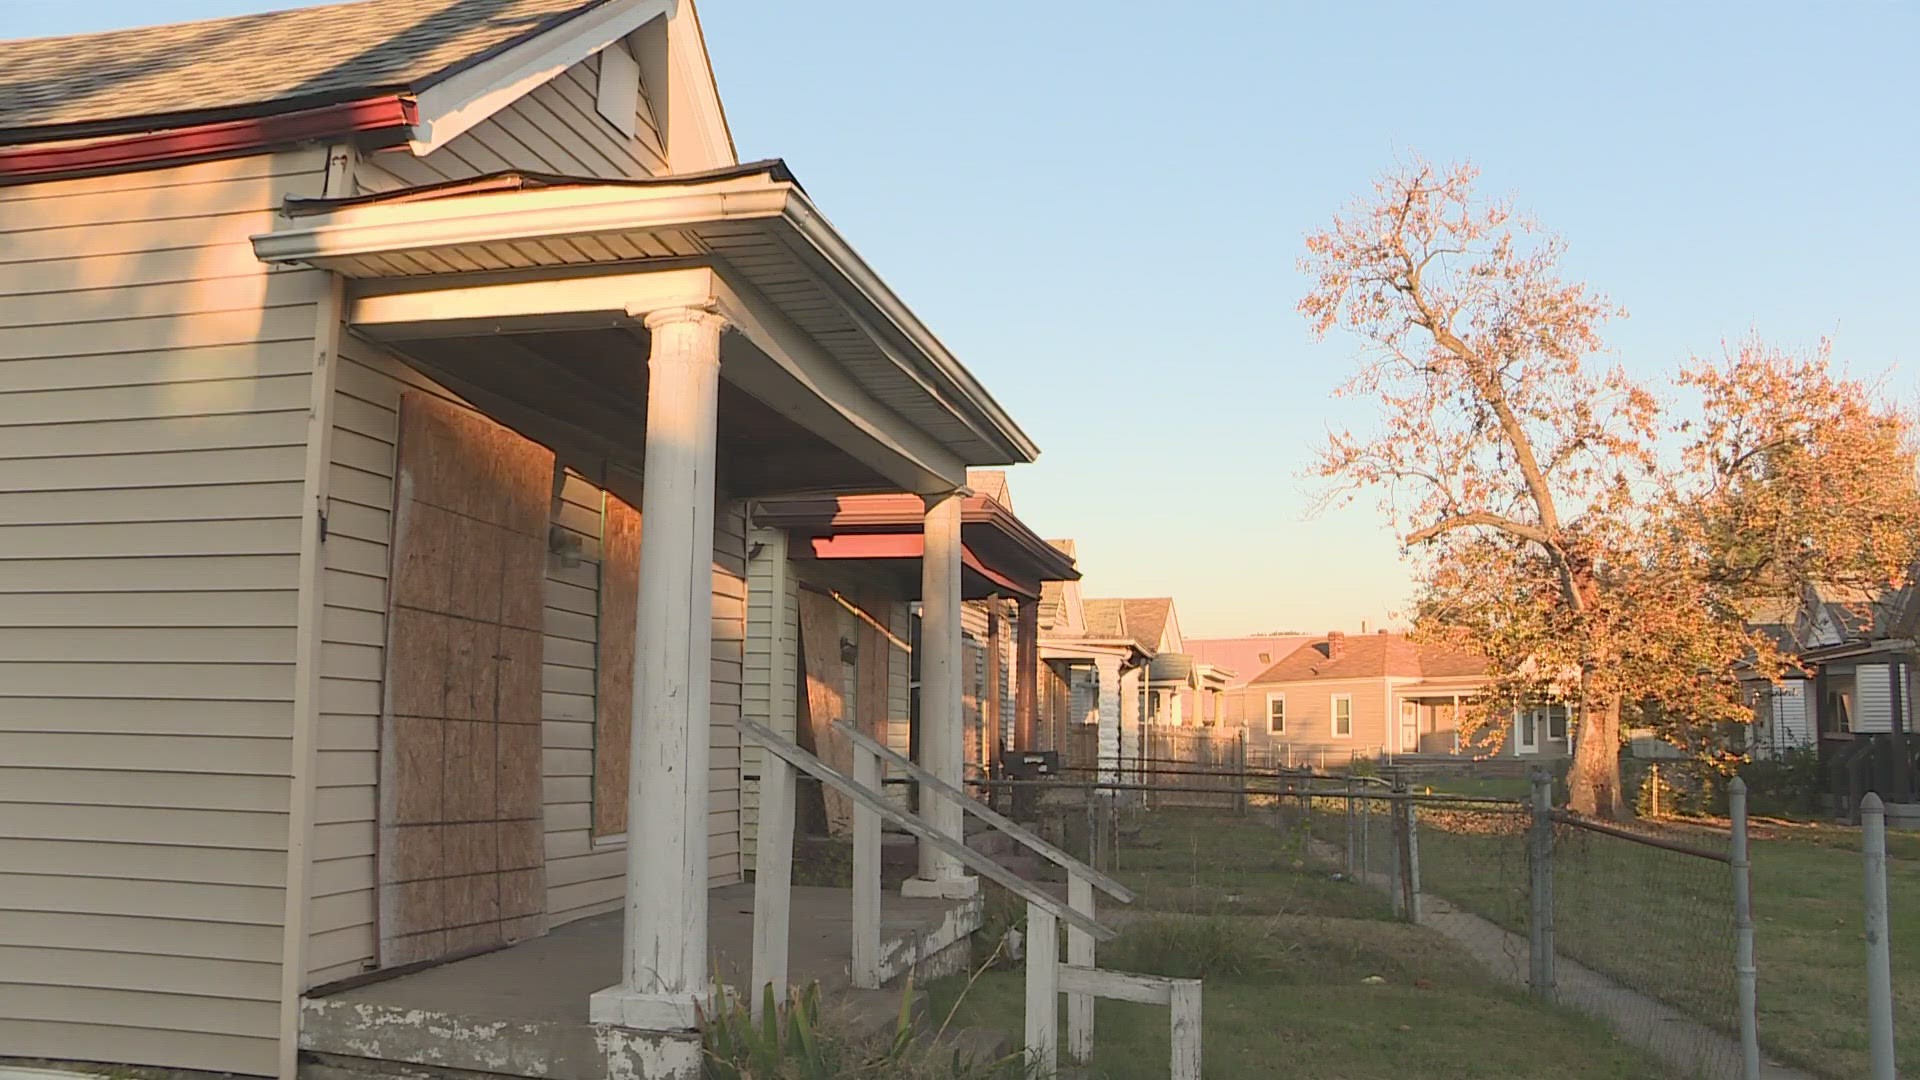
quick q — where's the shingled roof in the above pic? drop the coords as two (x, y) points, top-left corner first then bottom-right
(0, 0), (606, 140)
(1078, 596), (1174, 653)
(1250, 631), (1485, 684)
(1082, 598), (1128, 641)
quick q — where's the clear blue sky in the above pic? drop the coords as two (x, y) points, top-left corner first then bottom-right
(7, 1), (1916, 635)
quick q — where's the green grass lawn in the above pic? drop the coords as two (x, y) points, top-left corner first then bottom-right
(1410, 808), (1920, 1080)
(930, 810), (1669, 1079)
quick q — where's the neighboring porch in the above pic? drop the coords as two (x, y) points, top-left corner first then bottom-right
(256, 163), (1038, 1079)
(1039, 639), (1149, 783)
(302, 884), (983, 1080)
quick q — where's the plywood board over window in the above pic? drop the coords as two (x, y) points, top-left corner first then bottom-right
(797, 588), (853, 834)
(595, 494), (640, 838)
(378, 392), (553, 968)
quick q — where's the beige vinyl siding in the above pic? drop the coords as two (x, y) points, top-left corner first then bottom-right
(310, 339), (744, 969)
(886, 599), (912, 809)
(0, 149), (332, 1077)
(742, 528), (799, 860)
(708, 504), (748, 885)
(358, 49), (665, 194)
(539, 472), (607, 924)
(1237, 677), (1392, 767)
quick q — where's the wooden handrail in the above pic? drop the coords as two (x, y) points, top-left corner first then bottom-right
(831, 721), (1136, 904)
(739, 719), (1115, 942)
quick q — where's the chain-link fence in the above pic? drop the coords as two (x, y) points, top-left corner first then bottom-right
(977, 767), (1777, 1080)
(1548, 811), (1747, 1079)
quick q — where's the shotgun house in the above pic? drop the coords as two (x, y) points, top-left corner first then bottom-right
(0, 2), (1079, 1077)
(1035, 544), (1152, 780)
(1231, 631), (1506, 768)
(1084, 598), (1234, 730)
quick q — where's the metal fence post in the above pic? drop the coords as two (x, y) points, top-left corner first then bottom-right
(1404, 797), (1423, 923)
(1528, 769), (1555, 998)
(1299, 778), (1313, 849)
(1360, 786), (1371, 882)
(1729, 776), (1761, 1080)
(1236, 733), (1248, 816)
(1344, 779), (1358, 878)
(1389, 779), (1409, 920)
(1863, 793), (1897, 1080)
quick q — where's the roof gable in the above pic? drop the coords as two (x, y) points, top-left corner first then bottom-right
(1186, 636), (1313, 688)
(1250, 632), (1486, 684)
(1040, 540), (1086, 636)
(0, 0), (738, 184)
(1, 0), (606, 139)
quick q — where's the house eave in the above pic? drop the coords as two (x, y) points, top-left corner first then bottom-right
(250, 166), (1036, 467)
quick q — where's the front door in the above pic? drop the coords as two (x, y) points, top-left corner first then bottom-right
(1400, 700), (1419, 754)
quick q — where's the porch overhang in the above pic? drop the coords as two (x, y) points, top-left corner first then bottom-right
(251, 162), (1035, 496)
(756, 490), (1079, 602)
(1041, 639), (1148, 668)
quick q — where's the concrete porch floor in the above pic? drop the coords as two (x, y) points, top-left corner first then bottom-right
(301, 882), (983, 1080)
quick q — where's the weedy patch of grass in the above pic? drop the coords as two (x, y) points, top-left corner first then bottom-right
(928, 910), (1666, 1079)
(1109, 809), (1395, 920)
(703, 980), (1022, 1080)
(1097, 912), (1286, 981)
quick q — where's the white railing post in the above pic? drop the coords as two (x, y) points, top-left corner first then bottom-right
(852, 742), (883, 989)
(1066, 871), (1096, 1064)
(1169, 980), (1203, 1080)
(1862, 793), (1896, 1080)
(1025, 901), (1058, 1078)
(750, 756), (796, 1017)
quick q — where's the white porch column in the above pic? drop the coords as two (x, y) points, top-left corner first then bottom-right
(904, 490), (975, 898)
(1119, 664), (1143, 786)
(1095, 654), (1125, 786)
(590, 306), (727, 1032)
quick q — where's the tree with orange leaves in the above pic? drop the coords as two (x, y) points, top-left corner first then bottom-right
(1301, 160), (1920, 818)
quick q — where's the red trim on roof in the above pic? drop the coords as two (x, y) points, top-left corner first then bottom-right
(807, 534), (1035, 600)
(0, 96), (417, 184)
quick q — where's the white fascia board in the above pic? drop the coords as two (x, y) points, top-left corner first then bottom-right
(251, 175), (1036, 469)
(712, 274), (967, 495)
(346, 266), (719, 334)
(251, 179), (786, 265)
(1041, 640), (1136, 663)
(780, 189), (1040, 464)
(409, 0), (677, 155)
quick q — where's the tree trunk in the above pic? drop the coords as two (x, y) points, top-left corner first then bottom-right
(1568, 692), (1624, 819)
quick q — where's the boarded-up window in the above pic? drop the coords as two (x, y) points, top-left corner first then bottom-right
(378, 393), (553, 967)
(798, 588), (853, 833)
(595, 494), (641, 837)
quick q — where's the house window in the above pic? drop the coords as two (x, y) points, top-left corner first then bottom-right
(1519, 709), (1539, 750)
(1548, 706), (1568, 740)
(1266, 693), (1287, 735)
(1331, 694), (1352, 737)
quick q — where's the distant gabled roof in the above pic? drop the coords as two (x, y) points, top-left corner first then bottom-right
(967, 469), (1012, 511)
(1083, 598), (1128, 641)
(1122, 598), (1174, 653)
(0, 0), (605, 141)
(1250, 632), (1485, 684)
(1081, 597), (1172, 653)
(1186, 635), (1314, 688)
